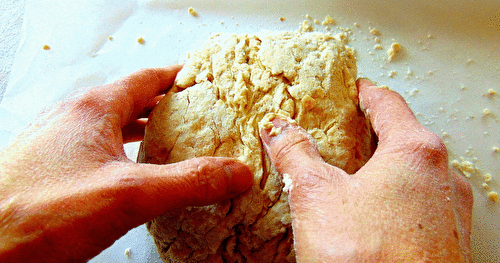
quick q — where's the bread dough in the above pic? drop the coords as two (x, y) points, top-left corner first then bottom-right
(139, 31), (375, 262)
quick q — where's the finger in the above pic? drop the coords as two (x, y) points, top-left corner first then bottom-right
(122, 119), (147, 143)
(111, 65), (183, 127)
(357, 79), (435, 150)
(105, 157), (253, 226)
(260, 117), (347, 181)
(137, 94), (165, 119)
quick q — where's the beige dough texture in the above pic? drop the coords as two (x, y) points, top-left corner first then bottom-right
(139, 31), (375, 262)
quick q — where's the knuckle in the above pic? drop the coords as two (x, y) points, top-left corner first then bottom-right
(191, 157), (223, 201)
(406, 130), (448, 162)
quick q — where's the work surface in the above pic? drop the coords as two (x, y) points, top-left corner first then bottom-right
(1, 0), (499, 262)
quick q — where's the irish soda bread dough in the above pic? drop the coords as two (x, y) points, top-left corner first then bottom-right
(139, 31), (375, 262)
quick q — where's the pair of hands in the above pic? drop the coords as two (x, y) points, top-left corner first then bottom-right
(0, 65), (473, 262)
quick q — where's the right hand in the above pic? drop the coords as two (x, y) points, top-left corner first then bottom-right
(260, 79), (473, 262)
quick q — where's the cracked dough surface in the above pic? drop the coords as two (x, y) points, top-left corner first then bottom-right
(139, 31), (375, 262)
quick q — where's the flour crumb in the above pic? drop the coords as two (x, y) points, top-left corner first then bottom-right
(370, 28), (381, 36)
(488, 191), (499, 202)
(300, 20), (313, 32)
(484, 88), (497, 97)
(270, 127), (282, 136)
(124, 248), (132, 259)
(387, 43), (402, 61)
(322, 15), (335, 25)
(188, 7), (198, 16)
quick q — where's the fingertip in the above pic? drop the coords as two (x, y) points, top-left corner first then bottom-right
(224, 161), (254, 195)
(259, 116), (323, 174)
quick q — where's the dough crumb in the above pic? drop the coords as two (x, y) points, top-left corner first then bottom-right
(493, 147), (500, 153)
(313, 19), (319, 24)
(484, 173), (492, 182)
(482, 182), (490, 190)
(322, 15), (335, 25)
(482, 108), (491, 116)
(374, 45), (383, 50)
(43, 45), (50, 50)
(370, 28), (381, 36)
(137, 37), (145, 44)
(374, 37), (381, 43)
(124, 248), (132, 259)
(108, 36), (113, 41)
(388, 70), (397, 78)
(484, 88), (497, 98)
(300, 20), (313, 32)
(387, 43), (402, 61)
(451, 159), (476, 178)
(280, 17), (285, 21)
(270, 127), (282, 136)
(488, 191), (499, 202)
(188, 7), (197, 16)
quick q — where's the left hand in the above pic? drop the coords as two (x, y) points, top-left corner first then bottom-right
(0, 65), (253, 262)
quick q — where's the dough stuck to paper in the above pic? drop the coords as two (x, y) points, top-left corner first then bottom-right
(139, 31), (375, 262)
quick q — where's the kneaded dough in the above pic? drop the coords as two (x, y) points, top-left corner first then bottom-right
(139, 31), (375, 262)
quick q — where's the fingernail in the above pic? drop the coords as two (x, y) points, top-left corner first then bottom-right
(259, 117), (293, 146)
(225, 162), (253, 195)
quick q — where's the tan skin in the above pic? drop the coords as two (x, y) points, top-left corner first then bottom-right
(0, 66), (472, 262)
(0, 65), (253, 262)
(260, 79), (473, 262)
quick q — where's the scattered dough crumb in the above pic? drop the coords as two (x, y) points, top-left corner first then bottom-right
(137, 37), (145, 44)
(484, 88), (497, 97)
(188, 7), (197, 16)
(484, 173), (492, 182)
(374, 45), (383, 50)
(108, 36), (113, 41)
(387, 43), (402, 61)
(354, 22), (360, 27)
(427, 34), (434, 39)
(313, 19), (319, 24)
(488, 191), (499, 202)
(451, 158), (476, 178)
(124, 248), (132, 259)
(305, 14), (311, 19)
(483, 183), (490, 190)
(43, 45), (50, 50)
(280, 17), (285, 21)
(370, 28), (381, 36)
(493, 147), (500, 153)
(388, 70), (397, 78)
(442, 131), (450, 138)
(322, 15), (335, 25)
(374, 37), (381, 43)
(467, 59), (473, 64)
(300, 20), (313, 32)
(482, 108), (491, 116)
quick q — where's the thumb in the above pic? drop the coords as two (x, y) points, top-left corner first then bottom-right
(259, 117), (324, 175)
